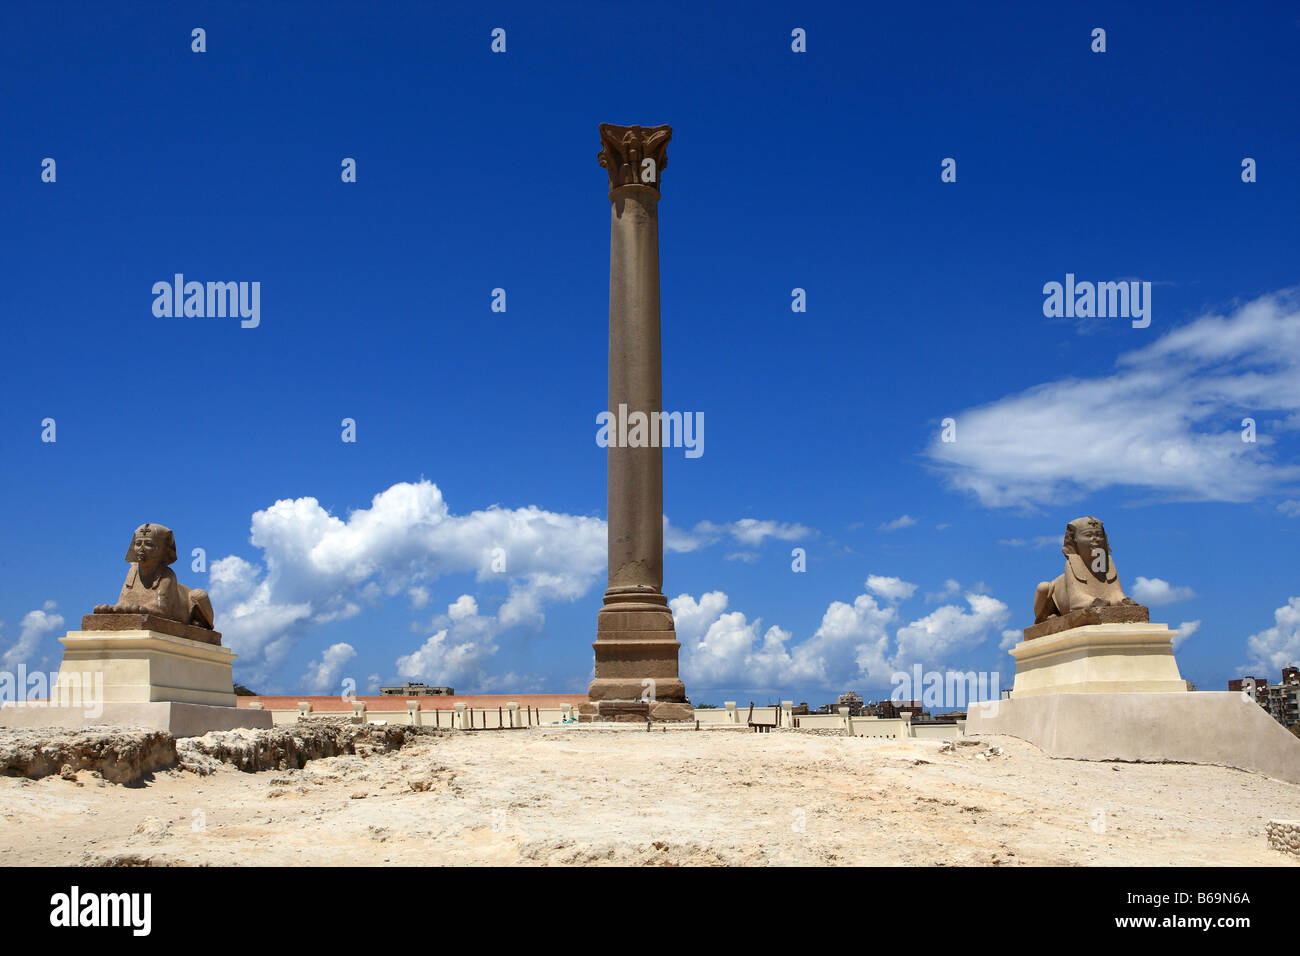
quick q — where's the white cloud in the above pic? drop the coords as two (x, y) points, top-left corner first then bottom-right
(673, 579), (1010, 692)
(1, 602), (65, 670)
(1173, 620), (1200, 649)
(300, 642), (356, 694)
(678, 518), (812, 550)
(928, 290), (1300, 508)
(893, 593), (1011, 666)
(206, 480), (807, 685)
(925, 578), (963, 602)
(447, 594), (478, 621)
(1131, 576), (1196, 606)
(1245, 597), (1300, 673)
(878, 514), (917, 531)
(395, 594), (506, 688)
(999, 535), (1061, 550)
(865, 575), (918, 602)
(1279, 500), (1300, 517)
(999, 628), (1022, 651)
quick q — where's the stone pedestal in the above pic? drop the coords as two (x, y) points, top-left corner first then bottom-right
(589, 123), (688, 710)
(0, 628), (271, 736)
(56, 628), (243, 706)
(1010, 622), (1187, 697)
(966, 692), (1300, 785)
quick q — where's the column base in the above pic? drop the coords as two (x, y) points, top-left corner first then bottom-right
(577, 700), (696, 723)
(589, 588), (688, 705)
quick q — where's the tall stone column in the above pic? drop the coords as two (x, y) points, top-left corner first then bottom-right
(589, 123), (688, 713)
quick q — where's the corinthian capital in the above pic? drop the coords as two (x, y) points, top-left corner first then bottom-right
(597, 123), (672, 195)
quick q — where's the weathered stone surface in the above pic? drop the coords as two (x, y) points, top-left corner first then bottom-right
(590, 130), (688, 704)
(1023, 604), (1150, 640)
(176, 720), (440, 774)
(0, 720), (440, 783)
(0, 726), (176, 784)
(592, 701), (650, 721)
(92, 523), (219, 639)
(648, 702), (695, 722)
(81, 613), (222, 646)
(1266, 820), (1300, 856)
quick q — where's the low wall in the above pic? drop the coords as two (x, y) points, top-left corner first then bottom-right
(966, 691), (1300, 784)
(257, 702), (965, 740)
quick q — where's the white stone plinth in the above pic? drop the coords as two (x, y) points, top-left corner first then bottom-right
(54, 628), (241, 707)
(0, 700), (271, 736)
(1011, 623), (1187, 697)
(0, 629), (271, 736)
(966, 692), (1300, 784)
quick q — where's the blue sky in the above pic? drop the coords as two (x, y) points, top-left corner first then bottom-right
(2, 1), (1298, 706)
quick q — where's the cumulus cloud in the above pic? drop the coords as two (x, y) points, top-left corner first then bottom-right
(673, 579), (1010, 692)
(1173, 620), (1200, 650)
(1, 601), (64, 670)
(396, 594), (503, 686)
(866, 575), (918, 602)
(1131, 576), (1196, 606)
(1245, 597), (1300, 673)
(205, 481), (809, 685)
(928, 291), (1300, 508)
(206, 482), (607, 682)
(892, 593), (1011, 666)
(300, 642), (357, 694)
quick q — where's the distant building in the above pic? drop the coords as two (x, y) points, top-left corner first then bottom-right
(1230, 668), (1299, 728)
(836, 692), (865, 716)
(864, 699), (928, 720)
(380, 682), (454, 697)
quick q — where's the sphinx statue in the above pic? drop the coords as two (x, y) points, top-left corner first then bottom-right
(1033, 516), (1140, 624)
(93, 523), (215, 630)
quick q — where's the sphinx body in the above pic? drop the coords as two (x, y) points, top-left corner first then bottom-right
(1033, 516), (1138, 624)
(93, 523), (215, 630)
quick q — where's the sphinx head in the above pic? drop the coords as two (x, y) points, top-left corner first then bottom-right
(124, 523), (178, 570)
(1063, 516), (1110, 567)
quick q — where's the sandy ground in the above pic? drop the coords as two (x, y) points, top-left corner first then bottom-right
(0, 727), (1295, 866)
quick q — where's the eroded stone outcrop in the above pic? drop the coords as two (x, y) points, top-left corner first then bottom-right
(176, 720), (442, 775)
(0, 726), (176, 784)
(0, 719), (442, 783)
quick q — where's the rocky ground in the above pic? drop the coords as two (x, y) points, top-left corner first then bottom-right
(0, 723), (1295, 866)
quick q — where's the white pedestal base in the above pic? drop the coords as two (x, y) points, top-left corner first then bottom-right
(53, 628), (240, 707)
(1011, 623), (1187, 697)
(0, 700), (272, 736)
(0, 629), (272, 737)
(967, 692), (1300, 784)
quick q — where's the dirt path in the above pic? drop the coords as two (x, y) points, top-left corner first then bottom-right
(0, 728), (1294, 866)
